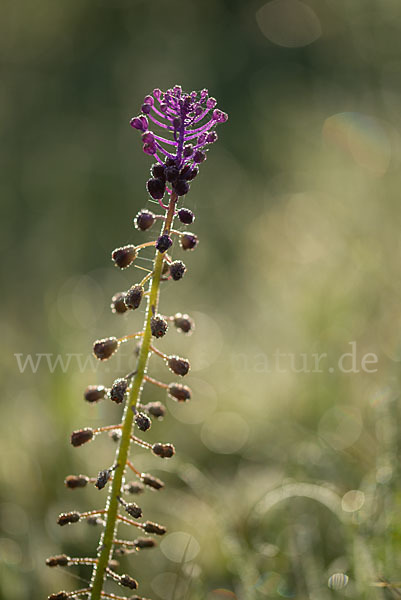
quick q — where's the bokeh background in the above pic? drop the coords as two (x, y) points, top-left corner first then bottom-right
(2, 1), (401, 598)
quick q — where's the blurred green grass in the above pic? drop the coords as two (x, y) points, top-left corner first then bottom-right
(2, 0), (401, 598)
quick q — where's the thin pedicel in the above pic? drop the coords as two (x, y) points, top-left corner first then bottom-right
(47, 85), (227, 600)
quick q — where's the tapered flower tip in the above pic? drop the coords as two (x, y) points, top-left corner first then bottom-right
(93, 337), (120, 360)
(112, 245), (137, 269)
(130, 116), (148, 131)
(135, 209), (156, 231)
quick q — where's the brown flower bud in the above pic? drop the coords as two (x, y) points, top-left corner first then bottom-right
(95, 468), (112, 490)
(177, 208), (194, 225)
(70, 427), (94, 447)
(135, 537), (156, 548)
(167, 355), (190, 376)
(93, 337), (119, 361)
(152, 443), (175, 459)
(173, 312), (194, 334)
(169, 260), (186, 281)
(141, 473), (165, 490)
(181, 232), (198, 251)
(125, 502), (142, 519)
(110, 378), (128, 404)
(46, 554), (70, 567)
(124, 480), (145, 494)
(150, 315), (168, 338)
(143, 520), (166, 535)
(125, 284), (144, 310)
(48, 593), (69, 600)
(144, 401), (166, 418)
(134, 412), (152, 431)
(168, 383), (192, 402)
(64, 474), (89, 489)
(119, 574), (138, 589)
(57, 511), (80, 526)
(112, 245), (137, 269)
(111, 291), (128, 314)
(84, 385), (106, 403)
(135, 209), (156, 231)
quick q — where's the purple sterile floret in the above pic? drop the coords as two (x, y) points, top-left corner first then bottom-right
(130, 116), (148, 131)
(130, 86), (227, 204)
(142, 132), (155, 144)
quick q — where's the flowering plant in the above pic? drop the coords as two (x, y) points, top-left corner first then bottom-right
(46, 86), (227, 600)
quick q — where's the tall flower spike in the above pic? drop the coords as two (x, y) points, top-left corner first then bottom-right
(47, 87), (227, 600)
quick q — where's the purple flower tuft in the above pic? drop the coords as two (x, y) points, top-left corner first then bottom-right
(130, 86), (227, 203)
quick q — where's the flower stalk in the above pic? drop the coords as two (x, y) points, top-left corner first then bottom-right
(90, 194), (176, 599)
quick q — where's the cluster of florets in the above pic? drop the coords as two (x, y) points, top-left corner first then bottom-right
(130, 86), (227, 202)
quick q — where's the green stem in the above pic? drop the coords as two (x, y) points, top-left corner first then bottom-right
(90, 195), (177, 600)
